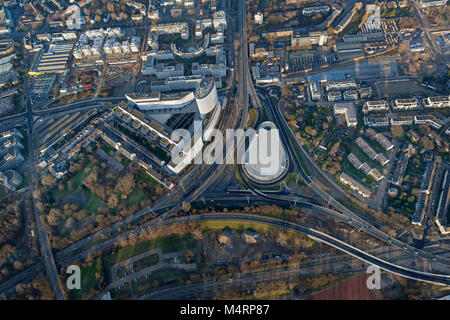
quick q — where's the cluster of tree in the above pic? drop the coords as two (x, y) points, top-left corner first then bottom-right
(245, 281), (289, 299)
(247, 0), (325, 31)
(1, 276), (55, 300)
(397, 17), (418, 30)
(0, 197), (22, 265)
(395, 276), (442, 300)
(83, 169), (139, 207)
(216, 272), (346, 299)
(380, 4), (412, 18)
(36, 148), (166, 248)
(372, 208), (411, 236)
(44, 204), (87, 228)
(426, 6), (450, 26)
(265, 11), (296, 26)
(286, 102), (344, 175)
(113, 221), (201, 251)
(76, 0), (139, 23)
(41, 174), (57, 188)
(44, 202), (153, 250)
(281, 85), (295, 98)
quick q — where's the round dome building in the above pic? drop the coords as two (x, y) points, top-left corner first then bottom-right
(243, 121), (288, 183)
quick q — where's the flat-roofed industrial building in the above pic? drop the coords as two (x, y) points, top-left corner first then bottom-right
(28, 41), (75, 76)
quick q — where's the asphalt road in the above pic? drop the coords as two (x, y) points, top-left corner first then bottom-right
(149, 213), (450, 286)
(138, 244), (449, 300)
(2, 193), (448, 297)
(26, 92), (66, 299)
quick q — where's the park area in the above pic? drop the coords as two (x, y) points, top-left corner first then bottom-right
(39, 142), (164, 245)
(70, 233), (199, 299)
(66, 216), (329, 299)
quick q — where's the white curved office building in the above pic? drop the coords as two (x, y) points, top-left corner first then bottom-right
(126, 77), (220, 115)
(195, 77), (219, 115)
(125, 91), (195, 111)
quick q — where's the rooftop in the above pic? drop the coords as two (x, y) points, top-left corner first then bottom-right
(194, 77), (215, 99)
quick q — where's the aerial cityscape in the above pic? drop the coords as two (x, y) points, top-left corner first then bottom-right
(0, 0), (448, 305)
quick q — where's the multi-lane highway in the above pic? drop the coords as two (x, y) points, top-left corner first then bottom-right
(148, 213), (450, 286)
(0, 96), (126, 129)
(26, 89), (66, 299)
(138, 244), (450, 300)
(2, 191), (449, 297)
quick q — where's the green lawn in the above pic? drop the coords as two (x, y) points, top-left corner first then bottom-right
(138, 169), (160, 189)
(70, 261), (101, 300)
(17, 174), (30, 190)
(284, 172), (306, 187)
(247, 108), (258, 127)
(381, 6), (411, 17)
(148, 268), (189, 285)
(233, 162), (246, 189)
(134, 253), (159, 271)
(388, 197), (415, 215)
(350, 144), (380, 170)
(132, 268), (192, 294)
(85, 189), (107, 214)
(0, 185), (11, 198)
(68, 161), (95, 189)
(122, 188), (147, 207)
(48, 160), (110, 216)
(200, 221), (272, 234)
(342, 158), (377, 187)
(260, 105), (269, 123)
(110, 282), (132, 299)
(49, 161), (96, 208)
(260, 0), (269, 9)
(100, 143), (113, 154)
(342, 10), (365, 35)
(252, 183), (281, 191)
(365, 139), (389, 158)
(116, 155), (131, 167)
(288, 135), (311, 176)
(104, 234), (197, 281)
